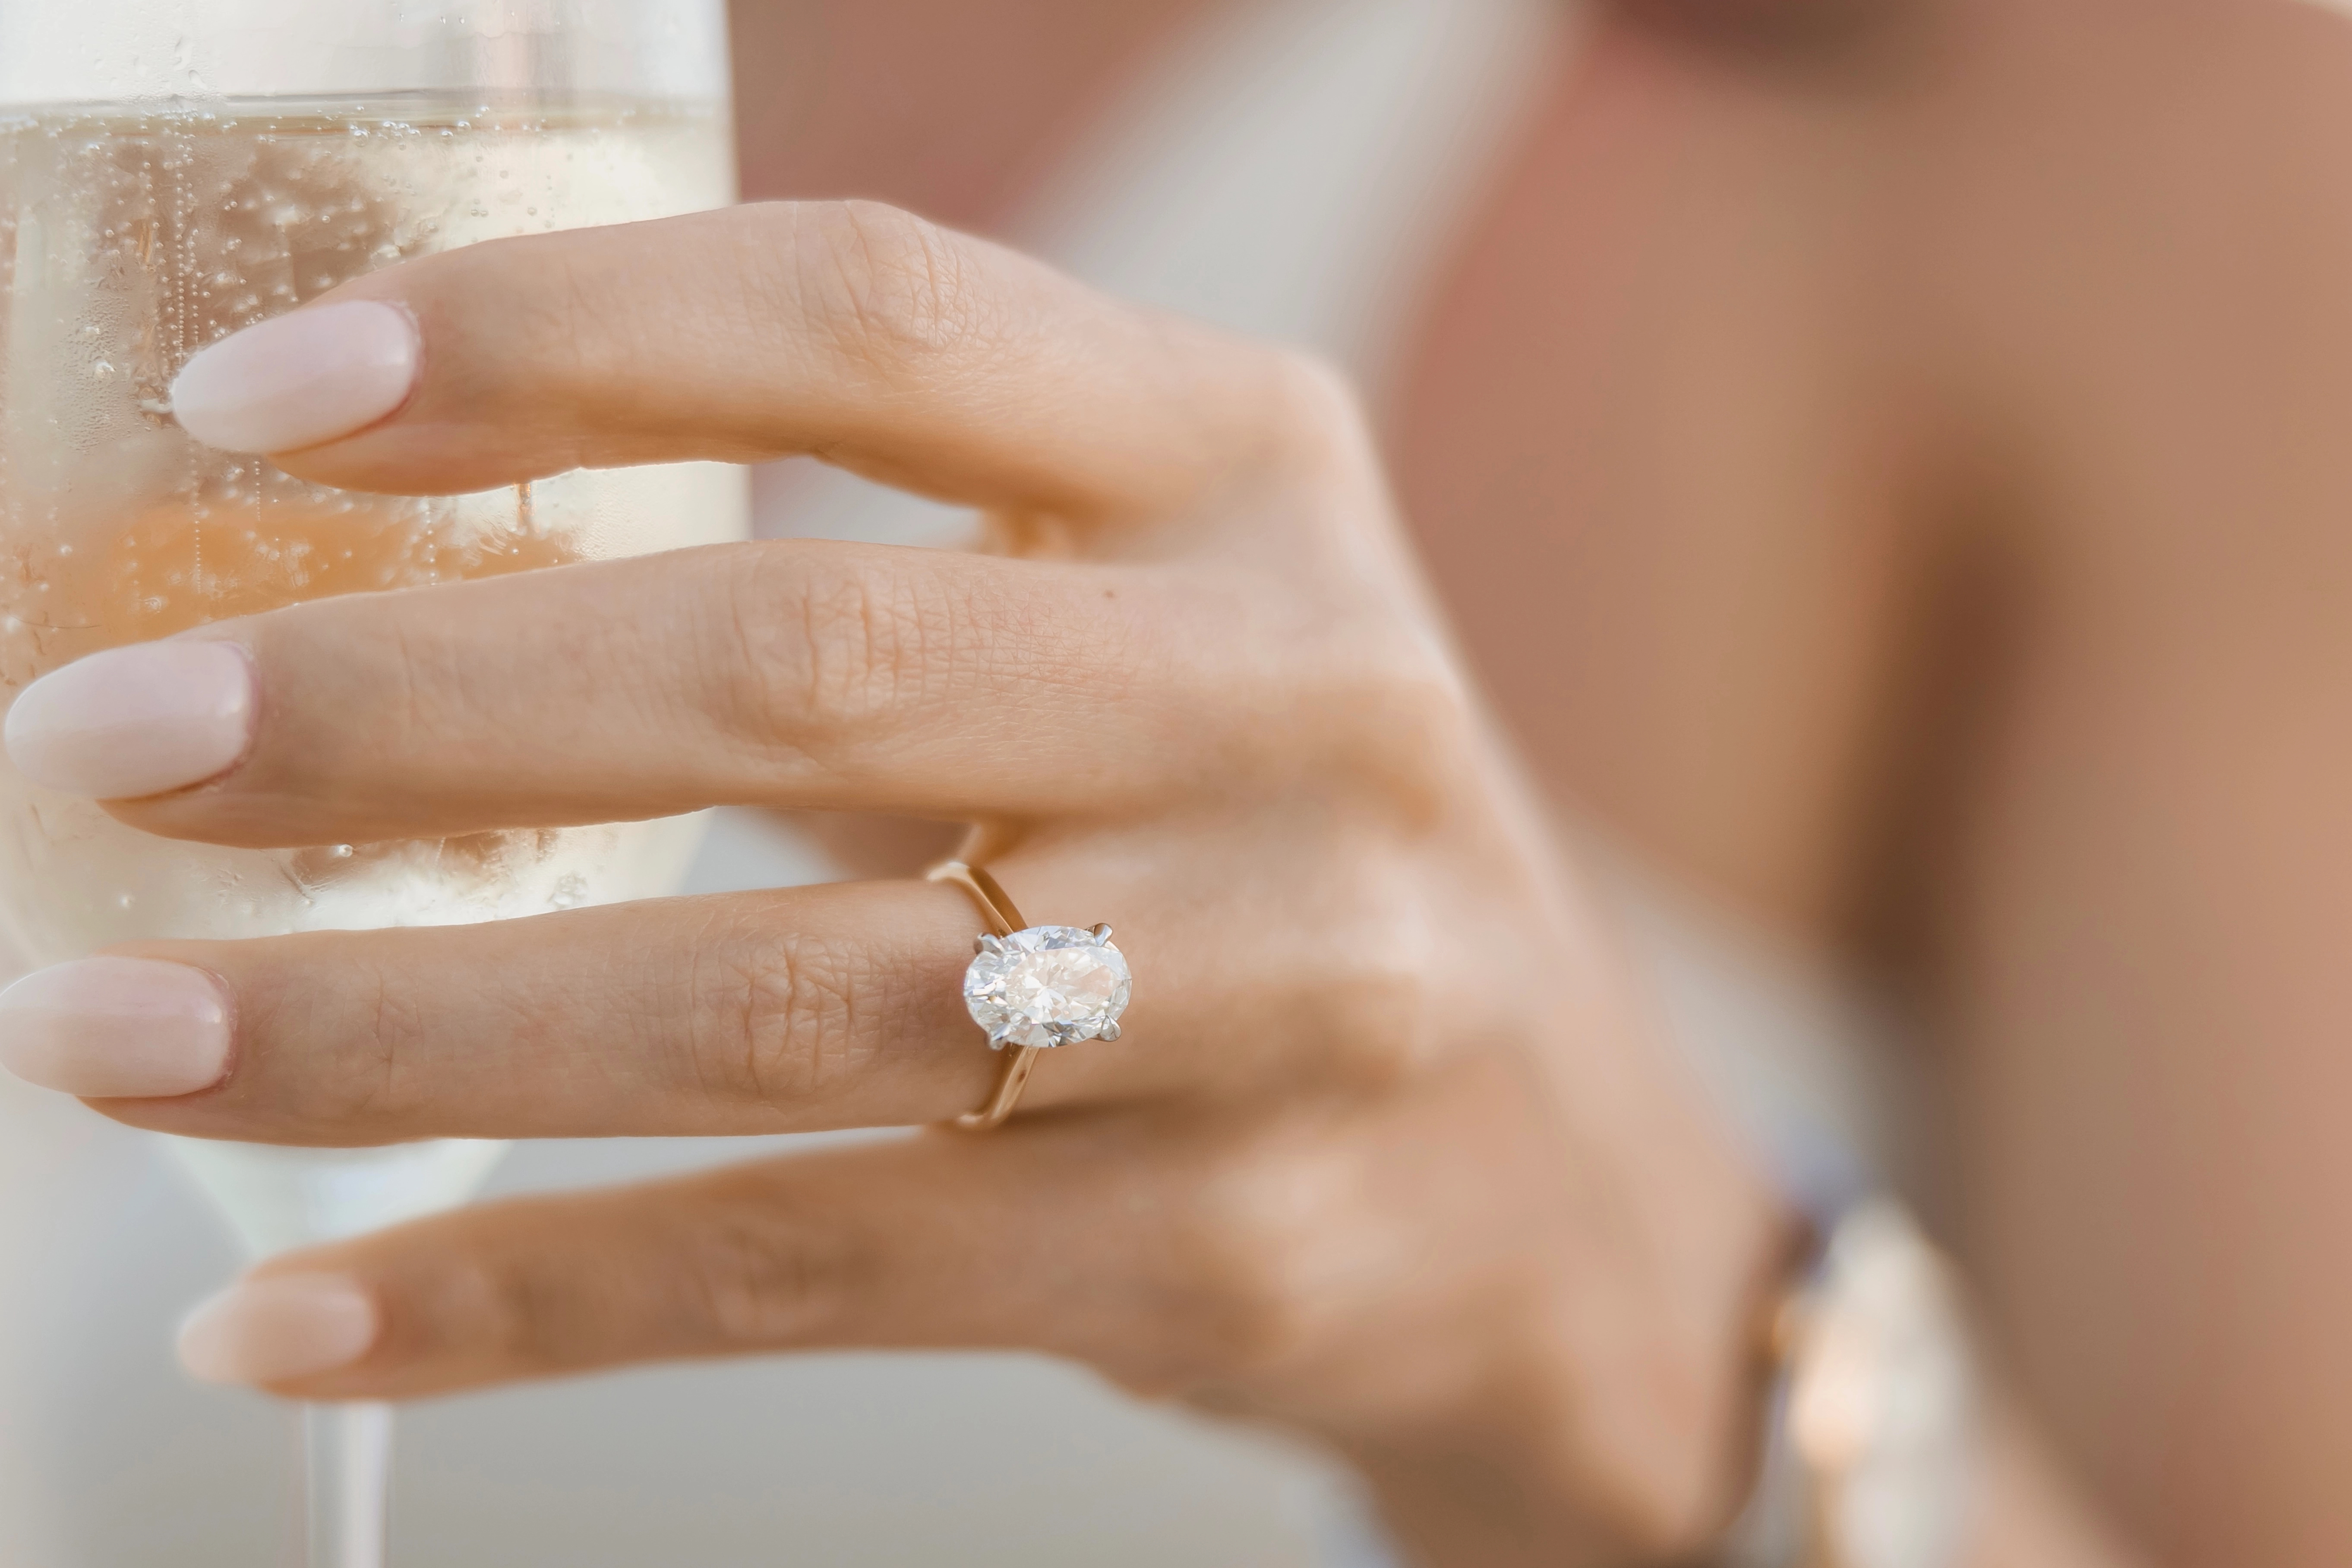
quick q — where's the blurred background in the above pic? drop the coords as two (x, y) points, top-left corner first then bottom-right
(15, 0), (2352, 1561)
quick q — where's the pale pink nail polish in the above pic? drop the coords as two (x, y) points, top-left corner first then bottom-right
(169, 299), (420, 454)
(0, 957), (234, 1098)
(5, 640), (255, 799)
(178, 1275), (380, 1385)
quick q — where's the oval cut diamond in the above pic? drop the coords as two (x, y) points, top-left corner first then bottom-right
(963, 925), (1132, 1049)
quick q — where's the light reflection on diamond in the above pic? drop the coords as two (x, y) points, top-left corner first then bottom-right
(962, 925), (1132, 1048)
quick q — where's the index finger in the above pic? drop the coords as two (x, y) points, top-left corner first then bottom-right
(167, 201), (1307, 520)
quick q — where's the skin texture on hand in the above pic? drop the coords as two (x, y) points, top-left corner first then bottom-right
(0, 202), (1791, 1565)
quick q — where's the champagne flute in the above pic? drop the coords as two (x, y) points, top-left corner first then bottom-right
(0, 3), (743, 1562)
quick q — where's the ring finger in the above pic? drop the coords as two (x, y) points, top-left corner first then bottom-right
(0, 875), (1186, 1143)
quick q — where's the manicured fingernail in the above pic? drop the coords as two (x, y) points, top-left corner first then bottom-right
(5, 640), (255, 799)
(0, 957), (234, 1098)
(170, 300), (420, 454)
(178, 1274), (379, 1385)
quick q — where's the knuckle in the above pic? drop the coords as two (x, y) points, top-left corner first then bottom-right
(1159, 1144), (1345, 1373)
(684, 915), (871, 1107)
(723, 549), (948, 764)
(452, 1196), (860, 1372)
(1235, 852), (1443, 1087)
(1311, 921), (1443, 1087)
(1314, 952), (1438, 1087)
(676, 1199), (860, 1350)
(1296, 638), (1475, 818)
(1244, 348), (1377, 483)
(1272, 349), (1369, 439)
(453, 1238), (620, 1373)
(1381, 655), (1479, 764)
(790, 200), (1001, 371)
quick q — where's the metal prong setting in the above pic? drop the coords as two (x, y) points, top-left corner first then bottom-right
(986, 1026), (1012, 1051)
(976, 933), (1007, 956)
(1099, 1020), (1122, 1043)
(1091, 923), (1114, 943)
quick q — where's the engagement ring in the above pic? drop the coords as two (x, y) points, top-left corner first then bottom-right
(928, 861), (1132, 1129)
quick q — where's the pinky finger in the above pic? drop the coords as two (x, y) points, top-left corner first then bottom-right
(175, 1111), (1269, 1403)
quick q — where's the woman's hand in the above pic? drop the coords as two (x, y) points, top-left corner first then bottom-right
(0, 203), (1789, 1565)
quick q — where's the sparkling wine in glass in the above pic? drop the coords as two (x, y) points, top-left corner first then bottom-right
(0, 4), (742, 1562)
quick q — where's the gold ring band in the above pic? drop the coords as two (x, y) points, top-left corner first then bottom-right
(928, 860), (1042, 1130)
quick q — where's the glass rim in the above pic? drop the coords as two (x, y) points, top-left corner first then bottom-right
(0, 0), (732, 110)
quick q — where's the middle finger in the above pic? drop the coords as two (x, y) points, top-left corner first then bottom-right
(3, 538), (1338, 847)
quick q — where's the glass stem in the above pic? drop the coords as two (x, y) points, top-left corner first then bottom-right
(303, 1401), (394, 1568)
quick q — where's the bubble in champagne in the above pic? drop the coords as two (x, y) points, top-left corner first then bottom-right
(0, 99), (747, 958)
